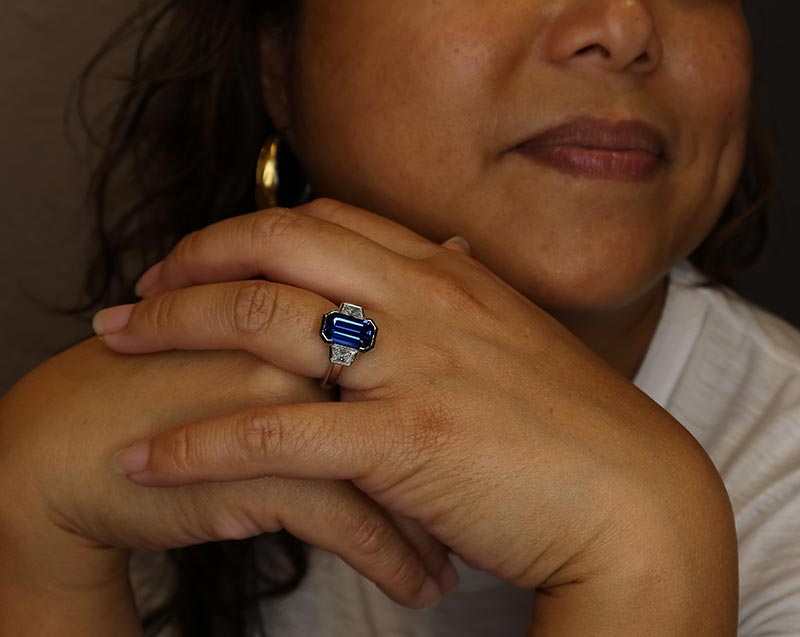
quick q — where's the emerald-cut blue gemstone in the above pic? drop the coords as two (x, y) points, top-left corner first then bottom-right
(320, 312), (377, 351)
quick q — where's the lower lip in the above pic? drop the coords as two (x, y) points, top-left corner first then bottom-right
(514, 144), (664, 181)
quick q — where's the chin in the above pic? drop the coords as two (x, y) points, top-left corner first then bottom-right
(486, 243), (668, 315)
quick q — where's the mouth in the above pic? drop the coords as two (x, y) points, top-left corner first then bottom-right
(510, 115), (669, 182)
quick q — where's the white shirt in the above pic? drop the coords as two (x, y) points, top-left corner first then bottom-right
(132, 259), (800, 636)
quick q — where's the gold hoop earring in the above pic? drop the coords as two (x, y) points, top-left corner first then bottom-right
(255, 134), (280, 209)
(255, 134), (313, 209)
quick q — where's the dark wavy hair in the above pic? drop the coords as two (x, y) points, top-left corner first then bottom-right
(51, 0), (779, 635)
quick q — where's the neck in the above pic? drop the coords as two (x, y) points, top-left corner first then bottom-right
(549, 275), (670, 382)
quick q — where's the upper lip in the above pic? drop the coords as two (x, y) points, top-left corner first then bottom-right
(514, 115), (669, 161)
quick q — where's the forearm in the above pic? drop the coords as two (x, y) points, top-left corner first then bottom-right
(0, 513), (142, 636)
(0, 573), (142, 637)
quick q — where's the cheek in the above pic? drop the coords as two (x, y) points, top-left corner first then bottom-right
(654, 8), (752, 262)
(669, 12), (752, 202)
(678, 26), (751, 145)
(288, 5), (495, 209)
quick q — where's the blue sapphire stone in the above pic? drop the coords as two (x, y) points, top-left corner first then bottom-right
(320, 312), (377, 352)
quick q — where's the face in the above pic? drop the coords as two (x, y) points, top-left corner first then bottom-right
(261, 0), (752, 315)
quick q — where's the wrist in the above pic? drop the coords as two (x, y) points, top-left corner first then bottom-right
(0, 516), (140, 636)
(531, 441), (738, 636)
(0, 572), (142, 637)
(531, 533), (737, 637)
(0, 462), (140, 635)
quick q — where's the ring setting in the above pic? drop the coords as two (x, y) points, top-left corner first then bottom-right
(319, 302), (378, 388)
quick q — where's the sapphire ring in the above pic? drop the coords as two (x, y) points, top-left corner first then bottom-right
(319, 302), (378, 389)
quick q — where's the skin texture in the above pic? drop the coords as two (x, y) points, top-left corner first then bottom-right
(0, 1), (752, 634)
(261, 0), (752, 380)
(95, 199), (739, 634)
(0, 338), (456, 626)
(88, 0), (750, 632)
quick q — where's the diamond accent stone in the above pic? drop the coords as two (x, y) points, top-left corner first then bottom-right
(340, 303), (364, 319)
(330, 344), (358, 366)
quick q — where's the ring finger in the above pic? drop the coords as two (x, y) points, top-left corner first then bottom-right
(94, 280), (398, 390)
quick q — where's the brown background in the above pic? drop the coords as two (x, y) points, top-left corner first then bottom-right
(1, 1), (798, 395)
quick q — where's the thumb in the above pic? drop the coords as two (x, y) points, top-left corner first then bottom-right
(441, 235), (471, 255)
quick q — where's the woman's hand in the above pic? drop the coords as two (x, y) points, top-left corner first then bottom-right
(0, 337), (455, 611)
(96, 198), (739, 633)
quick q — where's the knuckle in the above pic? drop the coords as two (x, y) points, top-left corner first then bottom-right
(304, 197), (347, 221)
(207, 509), (263, 542)
(428, 271), (488, 315)
(186, 490), (265, 542)
(386, 549), (423, 597)
(232, 281), (280, 335)
(420, 264), (491, 316)
(165, 424), (197, 475)
(146, 291), (179, 331)
(237, 410), (286, 464)
(307, 196), (339, 211)
(248, 207), (304, 247)
(349, 512), (395, 561)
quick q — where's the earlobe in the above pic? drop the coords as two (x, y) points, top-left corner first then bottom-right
(257, 26), (293, 132)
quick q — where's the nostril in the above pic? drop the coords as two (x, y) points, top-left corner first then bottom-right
(577, 43), (610, 58)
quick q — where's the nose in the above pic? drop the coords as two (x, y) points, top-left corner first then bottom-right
(542, 1), (662, 74)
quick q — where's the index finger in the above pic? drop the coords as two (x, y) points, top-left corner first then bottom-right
(134, 198), (446, 298)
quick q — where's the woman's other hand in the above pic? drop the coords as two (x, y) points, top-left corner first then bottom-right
(0, 337), (454, 612)
(96, 198), (738, 634)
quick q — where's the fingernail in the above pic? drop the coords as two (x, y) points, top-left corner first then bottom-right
(414, 576), (443, 608)
(445, 235), (471, 255)
(92, 304), (135, 336)
(435, 558), (460, 594)
(135, 261), (163, 297)
(111, 442), (151, 475)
